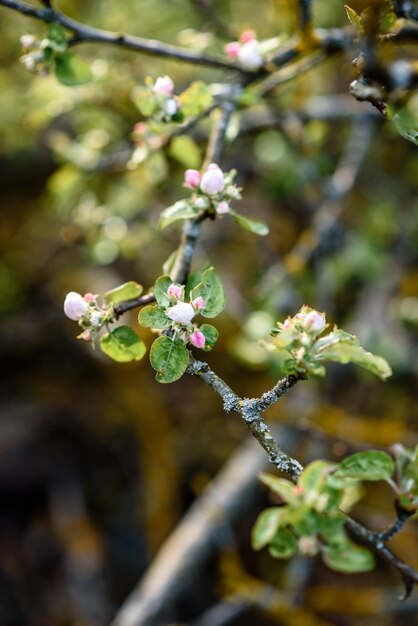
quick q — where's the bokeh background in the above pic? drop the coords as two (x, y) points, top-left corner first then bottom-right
(0, 1), (417, 625)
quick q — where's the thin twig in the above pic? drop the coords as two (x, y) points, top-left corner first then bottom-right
(0, 0), (246, 72)
(170, 87), (241, 285)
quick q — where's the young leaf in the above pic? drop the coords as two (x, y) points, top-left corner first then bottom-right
(322, 540), (375, 573)
(154, 275), (172, 307)
(252, 507), (287, 550)
(159, 200), (200, 230)
(139, 305), (171, 329)
(54, 53), (92, 86)
(191, 267), (226, 318)
(149, 336), (189, 383)
(199, 324), (219, 350)
(229, 209), (269, 236)
(259, 472), (296, 503)
(318, 341), (392, 380)
(100, 326), (146, 363)
(104, 282), (143, 306)
(334, 450), (395, 481)
(179, 81), (212, 117)
(134, 87), (158, 116)
(344, 5), (363, 33)
(269, 529), (298, 559)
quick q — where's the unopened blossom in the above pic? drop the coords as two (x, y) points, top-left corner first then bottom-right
(64, 291), (89, 321)
(224, 42), (240, 58)
(216, 201), (229, 215)
(152, 75), (174, 96)
(20, 34), (36, 49)
(192, 296), (205, 310)
(167, 284), (183, 299)
(282, 319), (291, 330)
(80, 329), (92, 342)
(184, 169), (202, 190)
(190, 330), (205, 349)
(304, 311), (326, 333)
(225, 185), (241, 199)
(166, 301), (196, 325)
(240, 30), (256, 44)
(194, 197), (209, 209)
(237, 39), (263, 70)
(164, 98), (179, 117)
(84, 292), (95, 303)
(90, 311), (102, 328)
(200, 163), (225, 195)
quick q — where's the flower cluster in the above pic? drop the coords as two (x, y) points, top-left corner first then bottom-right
(134, 75), (182, 122)
(165, 284), (206, 348)
(224, 30), (264, 71)
(20, 33), (51, 76)
(264, 306), (328, 375)
(64, 291), (111, 344)
(183, 163), (241, 216)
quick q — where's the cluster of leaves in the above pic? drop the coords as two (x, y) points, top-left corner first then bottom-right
(252, 450), (398, 573)
(134, 78), (212, 124)
(20, 23), (91, 86)
(263, 305), (392, 380)
(159, 166), (269, 236)
(138, 267), (225, 383)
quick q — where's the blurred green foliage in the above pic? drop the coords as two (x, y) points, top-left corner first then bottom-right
(0, 1), (417, 625)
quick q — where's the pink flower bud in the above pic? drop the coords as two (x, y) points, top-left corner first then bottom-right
(167, 284), (183, 299)
(81, 329), (92, 342)
(283, 319), (291, 329)
(239, 30), (256, 44)
(304, 311), (326, 333)
(83, 293), (95, 302)
(152, 75), (174, 96)
(224, 42), (240, 58)
(216, 201), (229, 215)
(184, 169), (202, 190)
(166, 301), (195, 325)
(64, 291), (89, 321)
(200, 163), (225, 195)
(190, 330), (205, 349)
(237, 39), (263, 70)
(192, 296), (205, 310)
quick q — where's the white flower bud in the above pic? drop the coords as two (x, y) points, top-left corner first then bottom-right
(166, 301), (196, 325)
(200, 163), (225, 195)
(64, 292), (89, 321)
(237, 39), (263, 70)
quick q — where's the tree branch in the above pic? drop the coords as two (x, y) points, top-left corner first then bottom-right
(0, 0), (246, 72)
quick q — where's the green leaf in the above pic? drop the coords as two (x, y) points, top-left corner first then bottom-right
(322, 540), (375, 573)
(259, 473), (296, 503)
(138, 305), (171, 329)
(318, 341), (392, 380)
(344, 5), (363, 32)
(229, 209), (269, 236)
(334, 450), (395, 482)
(299, 460), (337, 494)
(104, 281), (143, 306)
(100, 326), (146, 363)
(252, 508), (286, 550)
(54, 53), (92, 86)
(154, 275), (172, 307)
(199, 324), (219, 351)
(159, 200), (199, 230)
(268, 529), (298, 559)
(46, 23), (68, 53)
(169, 136), (201, 169)
(149, 336), (189, 383)
(392, 105), (418, 147)
(191, 267), (226, 318)
(134, 87), (158, 116)
(179, 81), (212, 117)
